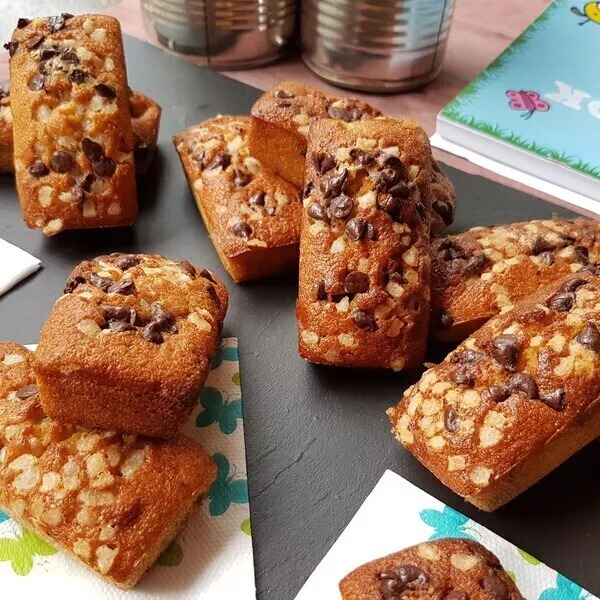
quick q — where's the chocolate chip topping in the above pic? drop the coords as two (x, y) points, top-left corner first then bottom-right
(93, 156), (116, 177)
(265, 206), (276, 216)
(94, 83), (117, 99)
(573, 245), (589, 264)
(141, 303), (177, 344)
(327, 105), (362, 122)
(437, 310), (454, 330)
(576, 321), (600, 351)
(463, 253), (489, 277)
(231, 221), (252, 238)
(548, 291), (575, 312)
(274, 88), (295, 99)
(27, 34), (44, 50)
(316, 280), (327, 301)
(248, 191), (266, 207)
(531, 236), (557, 255)
(46, 14), (67, 31)
(71, 185), (84, 204)
(344, 271), (369, 294)
(483, 385), (511, 403)
(199, 268), (215, 283)
(451, 365), (474, 386)
(491, 334), (519, 372)
(346, 218), (366, 241)
(538, 251), (555, 265)
(233, 168), (251, 187)
(28, 73), (45, 91)
(112, 256), (141, 274)
(444, 592), (468, 600)
(433, 199), (454, 225)
(579, 262), (600, 274)
(16, 384), (39, 399)
(82, 137), (104, 162)
(444, 407), (460, 432)
(17, 18), (31, 28)
(416, 202), (428, 223)
(508, 372), (538, 399)
(4, 41), (18, 56)
(107, 278), (136, 295)
(539, 388), (566, 411)
(312, 152), (336, 174)
(481, 573), (509, 600)
(320, 168), (347, 199)
(69, 68), (86, 84)
(378, 564), (430, 599)
(28, 160), (49, 177)
(50, 150), (73, 173)
(64, 274), (86, 293)
(206, 151), (231, 171)
(561, 277), (587, 293)
(377, 195), (403, 220)
(40, 47), (56, 60)
(453, 349), (484, 363)
(308, 202), (328, 222)
(178, 260), (196, 278)
(89, 273), (113, 292)
(101, 304), (137, 327)
(328, 194), (353, 219)
(352, 309), (377, 332)
(76, 173), (95, 192)
(349, 147), (374, 166)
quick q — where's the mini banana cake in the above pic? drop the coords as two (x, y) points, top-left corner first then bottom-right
(34, 253), (228, 438)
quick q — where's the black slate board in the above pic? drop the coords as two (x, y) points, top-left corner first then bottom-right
(1, 36), (599, 600)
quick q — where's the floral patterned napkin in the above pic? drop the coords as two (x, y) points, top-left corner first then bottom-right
(296, 470), (597, 600)
(0, 338), (256, 599)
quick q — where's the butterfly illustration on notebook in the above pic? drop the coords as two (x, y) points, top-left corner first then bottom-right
(506, 89), (550, 119)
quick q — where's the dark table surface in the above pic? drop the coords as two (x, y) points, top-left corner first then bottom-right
(0, 36), (598, 600)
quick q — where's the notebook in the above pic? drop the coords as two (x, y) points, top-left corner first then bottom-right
(432, 0), (600, 213)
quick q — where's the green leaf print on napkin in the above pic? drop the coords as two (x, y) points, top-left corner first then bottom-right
(196, 387), (242, 435)
(209, 453), (249, 517)
(157, 541), (184, 567)
(240, 519), (251, 536)
(212, 346), (239, 369)
(539, 573), (585, 600)
(0, 528), (57, 575)
(518, 548), (541, 566)
(419, 506), (476, 541)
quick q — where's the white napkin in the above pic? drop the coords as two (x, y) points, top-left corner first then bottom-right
(296, 470), (598, 600)
(0, 238), (41, 296)
(0, 338), (256, 599)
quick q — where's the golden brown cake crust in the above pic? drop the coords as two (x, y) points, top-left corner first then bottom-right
(0, 342), (216, 589)
(297, 118), (432, 370)
(174, 115), (302, 282)
(431, 218), (600, 341)
(0, 85), (161, 176)
(340, 538), (523, 600)
(34, 253), (228, 438)
(390, 270), (600, 509)
(8, 14), (137, 235)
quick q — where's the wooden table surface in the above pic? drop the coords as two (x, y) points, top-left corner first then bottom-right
(2, 0), (572, 214)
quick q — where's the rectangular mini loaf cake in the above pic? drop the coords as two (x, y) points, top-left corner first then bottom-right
(431, 218), (600, 341)
(34, 253), (228, 438)
(174, 116), (302, 282)
(340, 538), (523, 600)
(389, 270), (600, 511)
(0, 85), (161, 176)
(249, 81), (456, 236)
(7, 14), (137, 236)
(297, 118), (433, 370)
(0, 342), (216, 589)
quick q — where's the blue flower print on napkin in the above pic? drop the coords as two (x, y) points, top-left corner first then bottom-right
(0, 513), (8, 525)
(419, 506), (476, 541)
(208, 453), (249, 517)
(539, 574), (587, 600)
(196, 387), (242, 435)
(212, 346), (239, 369)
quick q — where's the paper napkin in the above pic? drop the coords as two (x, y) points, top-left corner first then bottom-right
(296, 470), (597, 600)
(0, 338), (256, 599)
(0, 238), (41, 296)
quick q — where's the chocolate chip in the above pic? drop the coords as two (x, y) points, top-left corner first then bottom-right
(108, 320), (136, 332)
(40, 47), (56, 60)
(62, 12), (74, 20)
(377, 195), (402, 220)
(265, 206), (276, 216)
(248, 191), (266, 207)
(28, 160), (49, 177)
(538, 251), (555, 265)
(95, 83), (117, 99)
(50, 150), (73, 173)
(432, 199), (453, 225)
(328, 194), (353, 219)
(346, 218), (366, 241)
(307, 202), (328, 222)
(349, 148), (374, 166)
(439, 246), (464, 261)
(320, 168), (348, 198)
(151, 303), (176, 331)
(548, 291), (574, 312)
(208, 151), (231, 171)
(437, 310), (454, 330)
(142, 321), (164, 344)
(27, 34), (44, 50)
(178, 260), (196, 278)
(579, 262), (600, 274)
(491, 334), (519, 372)
(275, 99), (291, 107)
(37, 59), (50, 74)
(89, 273), (113, 292)
(509, 372), (538, 399)
(481, 573), (509, 600)
(82, 138), (104, 161)
(573, 245), (589, 264)
(444, 592), (468, 600)
(64, 274), (86, 293)
(366, 223), (377, 241)
(199, 268), (215, 283)
(76, 173), (95, 192)
(451, 365), (474, 386)
(444, 407), (460, 432)
(561, 277), (587, 293)
(206, 285), (220, 306)
(71, 186), (84, 204)
(107, 278), (136, 295)
(453, 349), (484, 363)
(17, 18), (31, 28)
(274, 88), (295, 99)
(16, 384), (39, 399)
(231, 221), (252, 238)
(375, 168), (402, 193)
(416, 202), (428, 223)
(378, 565), (430, 594)
(531, 236), (557, 255)
(463, 253), (489, 277)
(68, 68), (86, 84)
(303, 182), (314, 198)
(28, 73), (45, 91)
(101, 304), (137, 326)
(4, 41), (18, 57)
(538, 388), (567, 412)
(316, 280), (327, 301)
(312, 152), (336, 174)
(352, 309), (377, 332)
(389, 183), (411, 199)
(344, 271), (369, 294)
(327, 105), (358, 121)
(46, 15), (66, 31)
(483, 385), (511, 403)
(576, 321), (600, 351)
(93, 156), (116, 177)
(61, 50), (79, 64)
(233, 168), (251, 187)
